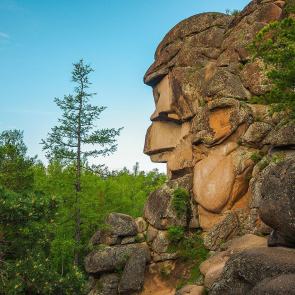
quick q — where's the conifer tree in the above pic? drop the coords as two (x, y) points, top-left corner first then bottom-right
(247, 0), (295, 116)
(41, 59), (122, 266)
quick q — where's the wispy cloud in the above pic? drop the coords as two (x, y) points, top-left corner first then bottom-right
(7, 125), (17, 129)
(0, 32), (9, 38)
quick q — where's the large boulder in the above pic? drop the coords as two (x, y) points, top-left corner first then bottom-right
(84, 244), (150, 274)
(143, 174), (193, 230)
(118, 246), (147, 294)
(104, 212), (138, 237)
(174, 285), (204, 295)
(203, 211), (240, 250)
(249, 274), (295, 295)
(88, 274), (120, 295)
(259, 156), (295, 246)
(209, 247), (295, 294)
(200, 234), (267, 291)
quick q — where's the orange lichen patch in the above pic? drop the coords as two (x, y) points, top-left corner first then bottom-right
(209, 108), (231, 132)
(231, 188), (250, 212)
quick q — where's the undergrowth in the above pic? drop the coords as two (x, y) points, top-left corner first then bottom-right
(166, 229), (210, 287)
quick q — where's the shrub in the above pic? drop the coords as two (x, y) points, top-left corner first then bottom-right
(167, 226), (185, 243)
(172, 188), (190, 218)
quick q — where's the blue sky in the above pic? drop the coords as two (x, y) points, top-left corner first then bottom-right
(0, 0), (250, 173)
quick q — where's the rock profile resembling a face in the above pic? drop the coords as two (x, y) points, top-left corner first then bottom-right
(143, 1), (286, 230)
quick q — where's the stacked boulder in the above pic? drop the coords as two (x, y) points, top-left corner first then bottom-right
(143, 174), (199, 264)
(84, 213), (150, 295)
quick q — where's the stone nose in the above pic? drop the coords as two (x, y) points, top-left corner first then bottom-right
(143, 122), (181, 156)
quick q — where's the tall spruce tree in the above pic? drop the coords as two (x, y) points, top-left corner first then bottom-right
(41, 59), (122, 266)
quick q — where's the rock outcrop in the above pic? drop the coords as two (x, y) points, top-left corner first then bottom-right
(85, 1), (295, 294)
(143, 0), (295, 236)
(84, 213), (151, 295)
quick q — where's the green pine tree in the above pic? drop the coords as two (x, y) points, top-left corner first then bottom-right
(41, 59), (123, 266)
(247, 0), (295, 116)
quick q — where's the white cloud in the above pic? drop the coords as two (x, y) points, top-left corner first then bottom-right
(0, 32), (9, 38)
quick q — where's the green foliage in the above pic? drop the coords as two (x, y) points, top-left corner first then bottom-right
(247, 5), (295, 117)
(271, 151), (285, 163)
(160, 267), (169, 278)
(167, 230), (210, 285)
(225, 8), (241, 16)
(0, 130), (36, 193)
(200, 101), (207, 107)
(172, 188), (190, 218)
(250, 150), (265, 163)
(246, 173), (253, 180)
(41, 59), (123, 267)
(41, 59), (123, 165)
(167, 226), (185, 243)
(0, 188), (88, 294)
(176, 277), (186, 290)
(257, 159), (269, 171)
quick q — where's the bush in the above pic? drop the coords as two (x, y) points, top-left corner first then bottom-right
(172, 188), (190, 218)
(167, 226), (185, 243)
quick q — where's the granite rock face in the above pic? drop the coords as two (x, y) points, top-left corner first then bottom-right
(143, 0), (295, 232)
(259, 156), (295, 246)
(210, 247), (295, 295)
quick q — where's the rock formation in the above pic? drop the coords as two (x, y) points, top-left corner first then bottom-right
(85, 0), (295, 294)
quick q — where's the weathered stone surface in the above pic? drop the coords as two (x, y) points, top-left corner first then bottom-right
(210, 247), (295, 295)
(144, 175), (193, 230)
(200, 234), (267, 276)
(268, 230), (295, 248)
(151, 230), (169, 254)
(194, 143), (254, 219)
(263, 123), (295, 146)
(198, 205), (226, 232)
(174, 285), (204, 295)
(84, 244), (150, 274)
(152, 252), (178, 262)
(104, 212), (137, 237)
(240, 59), (270, 95)
(118, 247), (147, 294)
(242, 122), (272, 146)
(144, 13), (232, 86)
(249, 274), (295, 295)
(121, 236), (136, 245)
(88, 274), (120, 295)
(88, 230), (101, 246)
(192, 98), (252, 147)
(143, 183), (186, 229)
(203, 211), (240, 250)
(259, 157), (295, 245)
(100, 233), (122, 246)
(206, 69), (250, 99)
(147, 225), (158, 242)
(135, 217), (147, 233)
(204, 263), (225, 291)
